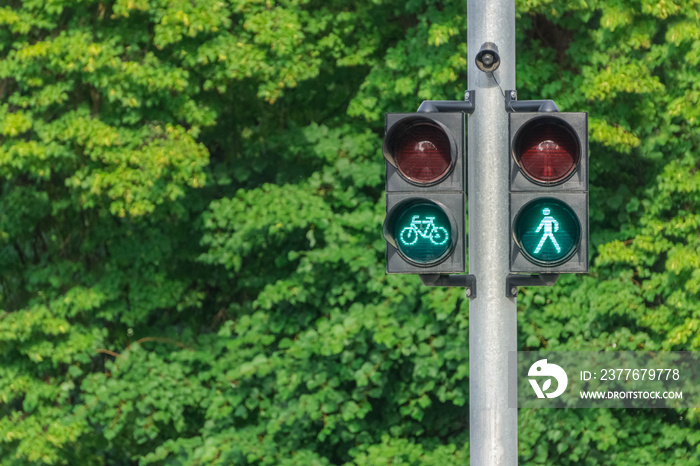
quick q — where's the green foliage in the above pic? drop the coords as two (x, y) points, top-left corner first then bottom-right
(0, 0), (698, 464)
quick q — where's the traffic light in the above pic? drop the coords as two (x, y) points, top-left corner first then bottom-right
(383, 113), (466, 274)
(509, 112), (588, 273)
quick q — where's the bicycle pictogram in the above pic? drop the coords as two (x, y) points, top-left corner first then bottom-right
(400, 215), (449, 246)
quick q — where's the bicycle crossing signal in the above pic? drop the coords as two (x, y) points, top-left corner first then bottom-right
(395, 202), (450, 257)
(509, 112), (589, 273)
(383, 113), (465, 274)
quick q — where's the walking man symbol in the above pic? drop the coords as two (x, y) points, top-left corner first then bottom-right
(534, 208), (561, 254)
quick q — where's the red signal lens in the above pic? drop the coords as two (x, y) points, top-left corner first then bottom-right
(515, 120), (579, 184)
(394, 122), (452, 184)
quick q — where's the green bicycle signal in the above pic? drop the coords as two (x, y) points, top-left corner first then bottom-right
(390, 201), (453, 265)
(399, 216), (449, 246)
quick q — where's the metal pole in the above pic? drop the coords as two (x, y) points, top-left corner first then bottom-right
(467, 0), (517, 464)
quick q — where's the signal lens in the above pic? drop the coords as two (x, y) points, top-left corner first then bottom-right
(515, 119), (579, 184)
(394, 122), (451, 184)
(514, 198), (581, 265)
(392, 201), (452, 264)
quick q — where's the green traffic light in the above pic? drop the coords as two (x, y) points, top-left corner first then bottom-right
(392, 201), (452, 265)
(514, 198), (581, 265)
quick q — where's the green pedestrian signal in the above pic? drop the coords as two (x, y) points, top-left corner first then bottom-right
(509, 112), (589, 273)
(514, 198), (581, 266)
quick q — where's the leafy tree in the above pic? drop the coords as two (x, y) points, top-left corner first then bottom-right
(0, 0), (697, 464)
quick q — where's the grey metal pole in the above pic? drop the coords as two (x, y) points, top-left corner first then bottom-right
(467, 0), (518, 464)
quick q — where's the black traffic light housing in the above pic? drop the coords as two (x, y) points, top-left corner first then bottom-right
(383, 112), (466, 274)
(509, 112), (589, 273)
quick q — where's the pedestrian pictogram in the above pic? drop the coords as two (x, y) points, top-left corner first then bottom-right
(513, 198), (581, 266)
(534, 208), (561, 254)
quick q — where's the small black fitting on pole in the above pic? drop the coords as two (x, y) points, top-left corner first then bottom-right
(475, 42), (501, 73)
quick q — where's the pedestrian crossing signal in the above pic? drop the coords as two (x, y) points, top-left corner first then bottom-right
(509, 112), (589, 273)
(513, 198), (581, 266)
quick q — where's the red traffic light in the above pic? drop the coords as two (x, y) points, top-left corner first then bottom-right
(513, 117), (580, 184)
(384, 117), (455, 185)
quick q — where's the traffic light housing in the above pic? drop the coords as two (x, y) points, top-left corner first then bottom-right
(383, 113), (466, 274)
(509, 112), (588, 273)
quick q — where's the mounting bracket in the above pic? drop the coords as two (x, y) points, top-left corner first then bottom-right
(420, 274), (477, 298)
(505, 273), (559, 298)
(504, 90), (559, 113)
(417, 90), (476, 114)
